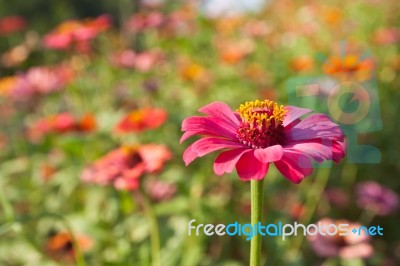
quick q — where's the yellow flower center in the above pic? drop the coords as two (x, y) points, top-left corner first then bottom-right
(236, 100), (286, 149)
(238, 99), (286, 128)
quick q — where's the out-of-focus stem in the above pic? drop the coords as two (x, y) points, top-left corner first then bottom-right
(289, 168), (331, 259)
(141, 191), (161, 266)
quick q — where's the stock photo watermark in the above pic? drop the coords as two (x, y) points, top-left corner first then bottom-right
(187, 219), (384, 241)
(286, 43), (382, 165)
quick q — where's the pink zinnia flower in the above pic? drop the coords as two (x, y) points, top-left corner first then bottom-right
(181, 100), (345, 182)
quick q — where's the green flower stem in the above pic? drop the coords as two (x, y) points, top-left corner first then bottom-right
(141, 192), (161, 266)
(250, 179), (264, 266)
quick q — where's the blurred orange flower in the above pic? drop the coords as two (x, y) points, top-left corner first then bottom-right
(116, 108), (167, 133)
(81, 144), (172, 191)
(323, 54), (374, 81)
(0, 76), (17, 97)
(180, 63), (207, 81)
(44, 231), (93, 263)
(323, 7), (343, 26)
(215, 16), (244, 36)
(217, 39), (254, 65)
(290, 56), (314, 72)
(1, 44), (30, 67)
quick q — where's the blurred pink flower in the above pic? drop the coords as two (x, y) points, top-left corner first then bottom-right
(241, 20), (270, 38)
(111, 50), (162, 72)
(111, 50), (136, 68)
(125, 12), (164, 32)
(147, 180), (177, 202)
(43, 14), (111, 51)
(11, 65), (74, 101)
(373, 28), (400, 45)
(324, 188), (350, 208)
(81, 145), (172, 191)
(308, 218), (373, 259)
(356, 181), (399, 216)
(0, 16), (26, 35)
(181, 100), (345, 182)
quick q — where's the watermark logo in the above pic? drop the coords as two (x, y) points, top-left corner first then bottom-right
(188, 219), (384, 241)
(286, 42), (382, 164)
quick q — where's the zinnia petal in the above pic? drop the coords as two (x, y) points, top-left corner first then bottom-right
(235, 150), (269, 181)
(214, 148), (248, 175)
(275, 150), (313, 183)
(286, 114), (344, 142)
(198, 101), (240, 128)
(331, 140), (346, 163)
(180, 116), (237, 143)
(283, 140), (335, 163)
(283, 106), (313, 127)
(253, 144), (283, 163)
(183, 137), (243, 166)
(183, 143), (198, 166)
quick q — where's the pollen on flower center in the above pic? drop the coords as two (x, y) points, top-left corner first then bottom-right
(236, 99), (286, 149)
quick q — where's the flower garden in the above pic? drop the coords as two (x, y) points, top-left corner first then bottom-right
(0, 0), (399, 265)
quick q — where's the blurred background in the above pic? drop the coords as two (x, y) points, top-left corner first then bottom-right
(0, 0), (399, 265)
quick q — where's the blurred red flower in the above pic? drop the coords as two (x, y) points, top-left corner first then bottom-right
(0, 16), (26, 35)
(116, 108), (167, 133)
(28, 113), (96, 142)
(81, 144), (172, 191)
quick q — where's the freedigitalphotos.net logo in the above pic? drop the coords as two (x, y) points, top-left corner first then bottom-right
(188, 219), (383, 241)
(286, 43), (382, 164)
